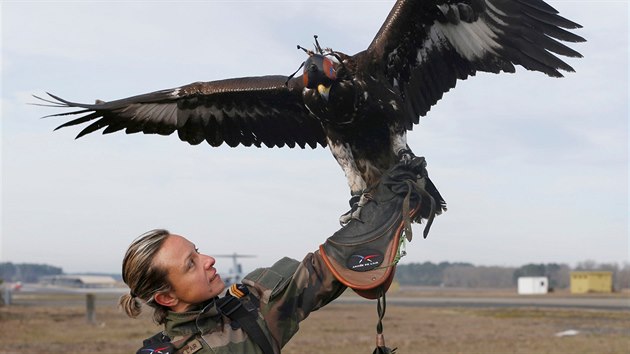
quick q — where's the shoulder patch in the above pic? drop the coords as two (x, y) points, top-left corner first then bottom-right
(243, 257), (300, 302)
(270, 257), (301, 276)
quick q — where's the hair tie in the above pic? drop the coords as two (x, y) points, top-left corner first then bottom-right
(130, 291), (137, 298)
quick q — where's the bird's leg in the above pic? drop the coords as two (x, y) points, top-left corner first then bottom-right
(339, 193), (361, 225)
(391, 129), (415, 163)
(339, 190), (373, 226)
(338, 177), (371, 225)
(328, 139), (371, 225)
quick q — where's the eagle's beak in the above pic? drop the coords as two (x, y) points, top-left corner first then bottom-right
(317, 84), (331, 101)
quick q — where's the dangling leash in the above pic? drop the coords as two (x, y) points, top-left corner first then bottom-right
(373, 286), (397, 354)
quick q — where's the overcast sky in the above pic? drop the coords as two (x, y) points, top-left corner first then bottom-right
(2, 1), (628, 276)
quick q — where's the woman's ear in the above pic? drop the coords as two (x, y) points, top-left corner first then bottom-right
(154, 291), (179, 308)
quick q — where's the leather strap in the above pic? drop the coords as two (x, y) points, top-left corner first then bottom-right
(217, 285), (275, 354)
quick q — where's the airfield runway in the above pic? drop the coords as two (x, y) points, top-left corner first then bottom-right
(337, 295), (629, 311)
(7, 284), (629, 311)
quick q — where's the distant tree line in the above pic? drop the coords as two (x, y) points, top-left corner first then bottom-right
(0, 262), (62, 283)
(396, 260), (630, 290)
(395, 261), (473, 286)
(512, 263), (571, 289)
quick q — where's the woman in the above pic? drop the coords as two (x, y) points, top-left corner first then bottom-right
(119, 229), (346, 354)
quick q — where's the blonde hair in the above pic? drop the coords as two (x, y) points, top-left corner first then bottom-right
(119, 229), (172, 324)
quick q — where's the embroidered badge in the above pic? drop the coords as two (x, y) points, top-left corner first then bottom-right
(181, 339), (202, 354)
(137, 346), (172, 354)
(346, 249), (384, 272)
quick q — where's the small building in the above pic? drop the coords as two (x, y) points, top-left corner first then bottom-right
(570, 271), (613, 294)
(517, 276), (549, 295)
(40, 275), (117, 288)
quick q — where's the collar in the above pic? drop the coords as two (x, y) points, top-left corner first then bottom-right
(164, 298), (223, 336)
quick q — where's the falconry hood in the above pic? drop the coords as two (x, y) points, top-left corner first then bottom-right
(298, 36), (340, 101)
(303, 54), (337, 91)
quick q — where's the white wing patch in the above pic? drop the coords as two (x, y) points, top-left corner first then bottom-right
(428, 1), (504, 62)
(434, 19), (501, 61)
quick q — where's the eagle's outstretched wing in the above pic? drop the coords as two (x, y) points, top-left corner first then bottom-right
(38, 76), (326, 149)
(364, 0), (585, 127)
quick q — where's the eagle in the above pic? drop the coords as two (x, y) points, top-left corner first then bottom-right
(38, 0), (584, 223)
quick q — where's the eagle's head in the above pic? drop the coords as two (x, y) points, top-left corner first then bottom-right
(303, 54), (338, 100)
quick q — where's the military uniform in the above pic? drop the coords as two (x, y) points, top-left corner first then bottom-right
(162, 251), (346, 354)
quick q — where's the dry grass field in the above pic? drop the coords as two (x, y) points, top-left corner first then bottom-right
(0, 291), (628, 354)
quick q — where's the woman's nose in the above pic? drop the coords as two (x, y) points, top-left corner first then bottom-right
(204, 255), (215, 269)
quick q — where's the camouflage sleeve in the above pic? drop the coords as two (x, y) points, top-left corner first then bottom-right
(242, 250), (346, 348)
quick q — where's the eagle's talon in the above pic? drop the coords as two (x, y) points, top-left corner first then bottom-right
(339, 212), (353, 226)
(348, 194), (361, 208)
(351, 207), (364, 223)
(397, 149), (416, 164)
(339, 192), (371, 226)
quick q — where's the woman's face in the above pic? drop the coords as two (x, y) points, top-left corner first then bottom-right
(155, 234), (225, 312)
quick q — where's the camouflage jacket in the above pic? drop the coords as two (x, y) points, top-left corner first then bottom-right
(162, 251), (346, 354)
